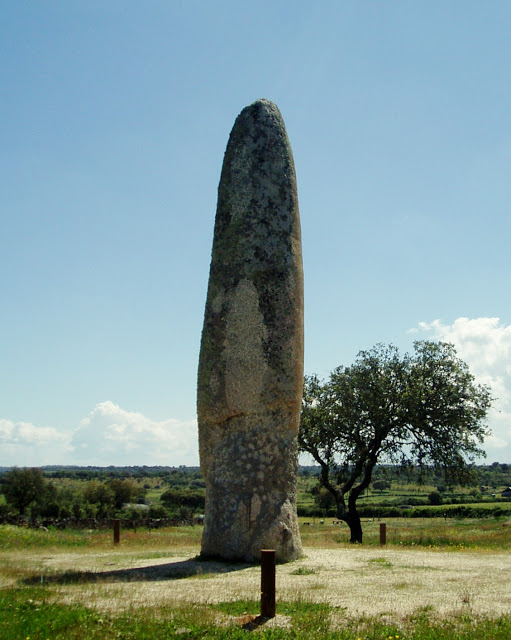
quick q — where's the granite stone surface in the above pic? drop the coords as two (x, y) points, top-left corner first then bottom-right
(197, 99), (303, 562)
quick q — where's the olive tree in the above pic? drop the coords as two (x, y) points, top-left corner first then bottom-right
(299, 342), (492, 542)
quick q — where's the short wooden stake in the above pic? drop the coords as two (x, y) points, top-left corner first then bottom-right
(379, 522), (387, 546)
(113, 519), (121, 545)
(260, 549), (276, 618)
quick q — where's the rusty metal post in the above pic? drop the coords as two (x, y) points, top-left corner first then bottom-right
(379, 522), (387, 546)
(261, 549), (276, 618)
(113, 519), (121, 545)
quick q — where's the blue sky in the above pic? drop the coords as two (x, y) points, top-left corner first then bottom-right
(2, 1), (511, 466)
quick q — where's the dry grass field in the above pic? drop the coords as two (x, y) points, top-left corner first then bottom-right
(2, 546), (510, 622)
(1, 518), (511, 629)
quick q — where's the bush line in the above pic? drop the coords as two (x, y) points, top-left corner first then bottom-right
(297, 504), (511, 519)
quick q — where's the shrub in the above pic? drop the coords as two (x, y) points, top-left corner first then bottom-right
(428, 490), (444, 505)
(297, 506), (325, 518)
(160, 489), (205, 511)
(3, 467), (46, 515)
(372, 480), (390, 492)
(147, 505), (168, 519)
(72, 502), (83, 519)
(40, 502), (60, 518)
(59, 505), (72, 519)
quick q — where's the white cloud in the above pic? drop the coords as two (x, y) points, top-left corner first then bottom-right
(0, 403), (199, 467)
(0, 418), (71, 466)
(70, 401), (199, 466)
(412, 317), (511, 462)
(414, 317), (511, 377)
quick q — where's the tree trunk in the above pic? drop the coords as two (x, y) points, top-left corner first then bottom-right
(345, 510), (363, 543)
(334, 498), (363, 543)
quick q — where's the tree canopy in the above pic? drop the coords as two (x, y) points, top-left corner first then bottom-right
(3, 467), (46, 515)
(299, 341), (493, 542)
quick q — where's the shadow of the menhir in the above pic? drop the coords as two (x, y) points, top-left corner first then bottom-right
(23, 556), (255, 585)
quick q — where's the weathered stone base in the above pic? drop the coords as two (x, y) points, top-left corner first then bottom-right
(201, 495), (302, 563)
(199, 413), (302, 563)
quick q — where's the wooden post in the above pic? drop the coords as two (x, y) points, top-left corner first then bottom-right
(260, 549), (276, 618)
(379, 522), (386, 546)
(113, 519), (121, 545)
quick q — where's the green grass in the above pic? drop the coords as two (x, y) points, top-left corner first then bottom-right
(0, 586), (219, 640)
(143, 488), (163, 503)
(2, 517), (510, 553)
(2, 587), (511, 639)
(291, 566), (317, 575)
(386, 517), (511, 549)
(0, 524), (202, 551)
(212, 597), (331, 616)
(299, 516), (511, 550)
(368, 557), (393, 567)
(0, 525), (91, 550)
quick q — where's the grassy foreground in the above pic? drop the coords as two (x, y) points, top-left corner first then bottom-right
(2, 586), (511, 640)
(1, 519), (511, 639)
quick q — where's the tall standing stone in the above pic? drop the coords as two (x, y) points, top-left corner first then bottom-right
(197, 99), (304, 562)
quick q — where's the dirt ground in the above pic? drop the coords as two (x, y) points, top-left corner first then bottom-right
(3, 546), (511, 620)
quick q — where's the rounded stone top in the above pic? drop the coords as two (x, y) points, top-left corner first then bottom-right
(231, 99), (286, 135)
(248, 98), (279, 112)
